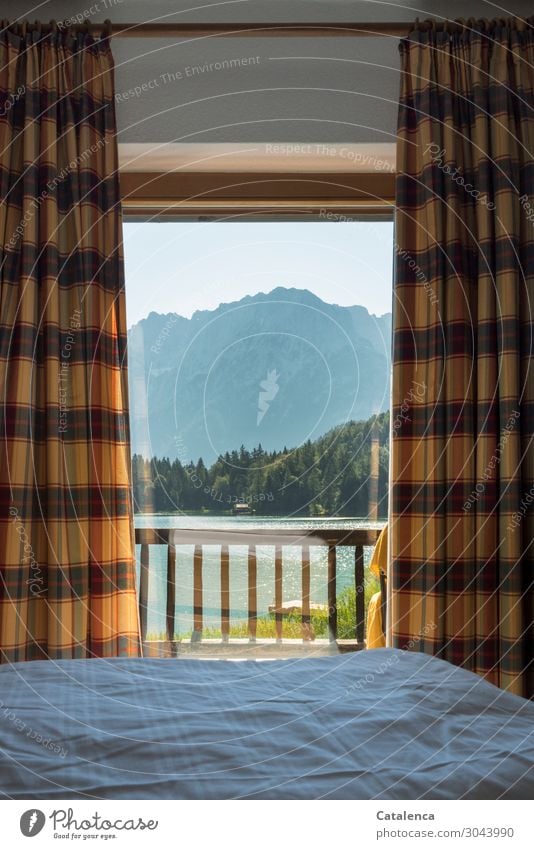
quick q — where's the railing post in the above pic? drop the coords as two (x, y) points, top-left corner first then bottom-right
(301, 544), (311, 641)
(355, 544), (365, 643)
(192, 544), (203, 643)
(328, 545), (337, 642)
(221, 545), (230, 642)
(166, 543), (176, 648)
(275, 544), (283, 643)
(139, 543), (149, 644)
(248, 544), (257, 642)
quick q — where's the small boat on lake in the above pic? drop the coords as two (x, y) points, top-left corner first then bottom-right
(232, 501), (255, 515)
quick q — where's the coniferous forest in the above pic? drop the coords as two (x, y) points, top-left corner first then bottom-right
(132, 411), (389, 517)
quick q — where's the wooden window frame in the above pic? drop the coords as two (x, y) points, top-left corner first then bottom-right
(120, 170), (394, 220)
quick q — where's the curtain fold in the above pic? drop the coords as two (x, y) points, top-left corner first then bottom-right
(0, 23), (140, 659)
(392, 18), (534, 698)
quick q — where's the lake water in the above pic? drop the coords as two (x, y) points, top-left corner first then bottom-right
(134, 514), (385, 636)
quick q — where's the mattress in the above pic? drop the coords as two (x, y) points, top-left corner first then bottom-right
(0, 648), (533, 799)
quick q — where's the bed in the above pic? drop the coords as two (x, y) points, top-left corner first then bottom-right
(0, 648), (533, 799)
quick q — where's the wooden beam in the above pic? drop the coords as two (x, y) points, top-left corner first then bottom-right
(121, 171), (394, 203)
(121, 171), (395, 218)
(160, 527), (381, 547)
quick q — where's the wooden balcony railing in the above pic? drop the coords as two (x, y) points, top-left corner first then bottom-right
(134, 527), (381, 656)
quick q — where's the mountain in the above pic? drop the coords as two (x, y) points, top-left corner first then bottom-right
(127, 287), (391, 463)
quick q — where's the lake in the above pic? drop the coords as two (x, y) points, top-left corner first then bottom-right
(134, 514), (385, 636)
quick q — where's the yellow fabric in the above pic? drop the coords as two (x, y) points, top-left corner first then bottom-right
(367, 591), (386, 649)
(369, 525), (388, 578)
(366, 525), (388, 648)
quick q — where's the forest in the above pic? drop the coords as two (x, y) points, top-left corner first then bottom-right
(132, 411), (389, 517)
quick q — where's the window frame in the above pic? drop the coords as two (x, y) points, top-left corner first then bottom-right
(120, 169), (394, 221)
(122, 172), (394, 652)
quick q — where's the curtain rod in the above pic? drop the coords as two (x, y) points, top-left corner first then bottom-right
(3, 19), (412, 38)
(7, 18), (528, 40)
(86, 18), (534, 38)
(87, 21), (415, 38)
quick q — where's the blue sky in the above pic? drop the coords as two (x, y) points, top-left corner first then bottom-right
(123, 220), (394, 328)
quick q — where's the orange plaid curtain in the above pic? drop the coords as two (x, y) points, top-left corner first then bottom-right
(391, 18), (534, 698)
(0, 22), (140, 659)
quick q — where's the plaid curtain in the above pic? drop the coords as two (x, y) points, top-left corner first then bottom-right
(0, 22), (140, 659)
(392, 18), (534, 698)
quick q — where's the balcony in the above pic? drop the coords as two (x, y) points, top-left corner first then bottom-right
(135, 526), (381, 657)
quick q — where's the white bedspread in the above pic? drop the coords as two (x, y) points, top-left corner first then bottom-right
(0, 649), (533, 799)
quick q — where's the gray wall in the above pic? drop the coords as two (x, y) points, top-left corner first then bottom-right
(6, 1), (534, 143)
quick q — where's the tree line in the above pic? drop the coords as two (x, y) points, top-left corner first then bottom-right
(132, 411), (389, 517)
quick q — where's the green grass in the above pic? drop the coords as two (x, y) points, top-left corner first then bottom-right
(146, 575), (380, 642)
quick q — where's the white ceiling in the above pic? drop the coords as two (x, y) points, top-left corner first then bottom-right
(6, 1), (534, 146)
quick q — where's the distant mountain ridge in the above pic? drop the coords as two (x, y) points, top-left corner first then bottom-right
(128, 287), (391, 463)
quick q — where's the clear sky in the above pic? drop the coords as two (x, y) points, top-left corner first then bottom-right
(123, 220), (394, 328)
